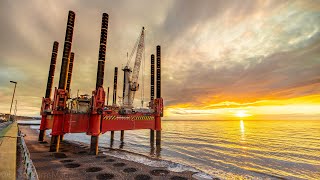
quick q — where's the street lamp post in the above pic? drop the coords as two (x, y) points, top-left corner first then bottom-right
(14, 100), (18, 116)
(9, 81), (17, 121)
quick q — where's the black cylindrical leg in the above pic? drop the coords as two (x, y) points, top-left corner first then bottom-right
(90, 136), (99, 155)
(112, 67), (118, 106)
(38, 130), (45, 142)
(156, 131), (161, 146)
(120, 130), (124, 141)
(106, 87), (110, 106)
(110, 131), (114, 141)
(66, 52), (75, 94)
(45, 41), (59, 98)
(49, 135), (60, 152)
(95, 13), (109, 90)
(150, 54), (155, 102)
(58, 11), (75, 90)
(156, 46), (161, 99)
(150, 130), (155, 144)
(39, 41), (59, 142)
(60, 134), (64, 141)
(110, 131), (114, 147)
(156, 143), (161, 158)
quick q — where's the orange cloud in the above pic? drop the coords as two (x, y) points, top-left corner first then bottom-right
(165, 95), (320, 120)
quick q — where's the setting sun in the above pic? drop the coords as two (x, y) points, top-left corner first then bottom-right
(235, 110), (251, 118)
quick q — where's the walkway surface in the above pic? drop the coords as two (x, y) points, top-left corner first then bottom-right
(0, 121), (18, 180)
(19, 126), (196, 180)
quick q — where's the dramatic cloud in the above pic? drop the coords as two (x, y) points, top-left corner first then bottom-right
(0, 0), (319, 119)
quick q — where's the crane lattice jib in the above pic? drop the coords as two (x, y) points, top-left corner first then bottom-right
(131, 27), (145, 88)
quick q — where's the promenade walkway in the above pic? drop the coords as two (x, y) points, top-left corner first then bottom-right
(0, 122), (18, 180)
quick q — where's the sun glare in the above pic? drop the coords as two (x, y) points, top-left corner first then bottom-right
(235, 110), (250, 118)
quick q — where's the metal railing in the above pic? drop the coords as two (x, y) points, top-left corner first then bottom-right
(19, 130), (39, 180)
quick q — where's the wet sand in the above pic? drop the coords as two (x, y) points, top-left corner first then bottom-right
(19, 126), (196, 180)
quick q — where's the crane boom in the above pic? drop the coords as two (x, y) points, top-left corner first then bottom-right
(122, 27), (145, 108)
(131, 27), (145, 90)
(129, 27), (145, 105)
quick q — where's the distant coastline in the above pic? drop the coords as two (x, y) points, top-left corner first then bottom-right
(0, 113), (40, 121)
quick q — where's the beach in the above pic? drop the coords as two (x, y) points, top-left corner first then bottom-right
(18, 124), (209, 180)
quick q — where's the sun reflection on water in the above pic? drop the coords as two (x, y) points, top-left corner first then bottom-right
(240, 120), (246, 146)
(240, 120), (245, 133)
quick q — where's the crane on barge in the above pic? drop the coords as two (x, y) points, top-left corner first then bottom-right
(38, 11), (163, 155)
(121, 27), (146, 111)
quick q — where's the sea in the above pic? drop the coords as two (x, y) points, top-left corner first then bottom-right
(22, 120), (320, 179)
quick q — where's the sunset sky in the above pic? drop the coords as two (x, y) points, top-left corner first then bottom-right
(0, 0), (319, 120)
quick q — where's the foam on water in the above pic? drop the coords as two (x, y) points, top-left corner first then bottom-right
(101, 148), (214, 180)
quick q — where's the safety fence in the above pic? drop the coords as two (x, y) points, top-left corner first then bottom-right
(18, 130), (39, 180)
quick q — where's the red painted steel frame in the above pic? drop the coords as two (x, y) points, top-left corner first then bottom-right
(51, 88), (68, 137)
(45, 86), (162, 136)
(101, 112), (156, 132)
(44, 115), (54, 129)
(39, 98), (51, 131)
(42, 99), (163, 135)
(63, 113), (90, 133)
(44, 109), (160, 134)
